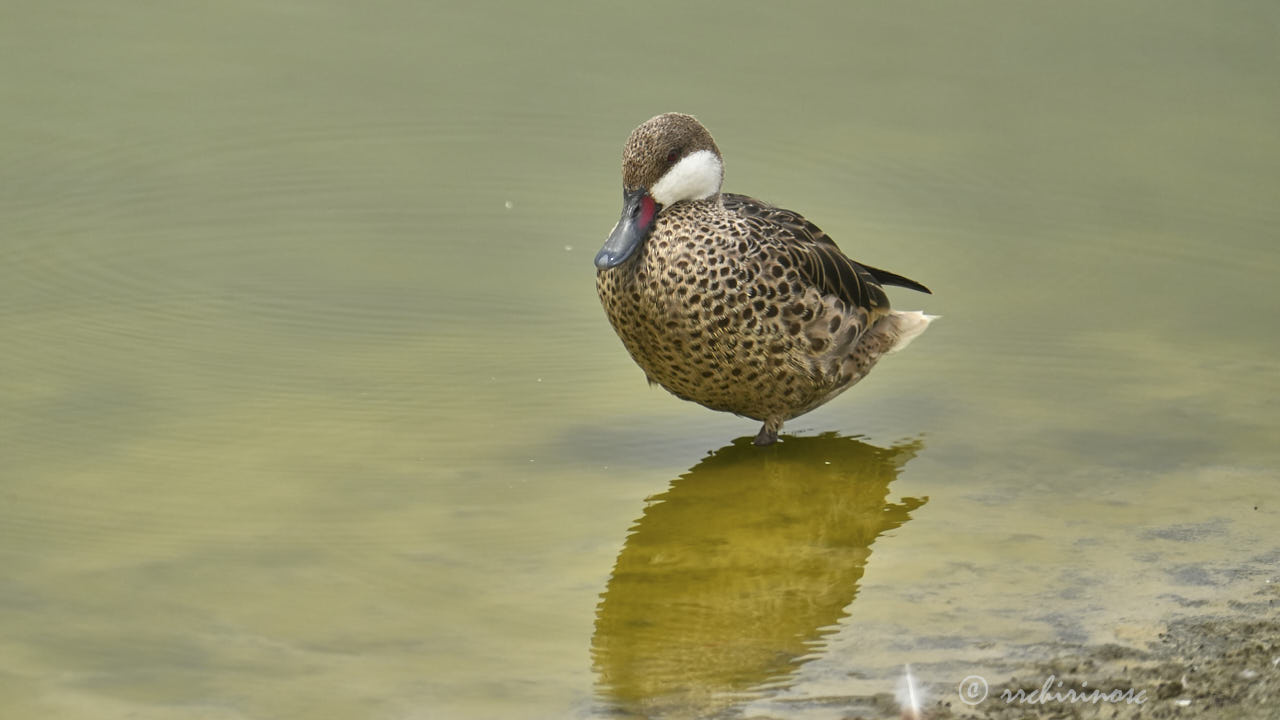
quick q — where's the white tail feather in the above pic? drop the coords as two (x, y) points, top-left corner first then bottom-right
(894, 663), (927, 719)
(885, 311), (937, 353)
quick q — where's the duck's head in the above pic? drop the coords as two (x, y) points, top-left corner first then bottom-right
(595, 113), (724, 270)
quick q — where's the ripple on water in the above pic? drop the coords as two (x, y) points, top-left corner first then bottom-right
(3, 113), (597, 505)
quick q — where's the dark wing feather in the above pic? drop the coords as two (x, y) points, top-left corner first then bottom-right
(722, 193), (930, 313)
(858, 263), (932, 294)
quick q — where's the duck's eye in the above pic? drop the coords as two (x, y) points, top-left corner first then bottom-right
(666, 148), (680, 164)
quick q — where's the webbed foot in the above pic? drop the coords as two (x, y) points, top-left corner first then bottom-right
(752, 422), (780, 446)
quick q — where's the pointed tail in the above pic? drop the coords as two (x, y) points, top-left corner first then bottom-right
(883, 310), (937, 353)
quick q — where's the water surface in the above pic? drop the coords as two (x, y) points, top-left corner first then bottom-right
(2, 2), (1278, 718)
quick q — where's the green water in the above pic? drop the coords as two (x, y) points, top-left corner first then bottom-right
(3, 2), (1278, 718)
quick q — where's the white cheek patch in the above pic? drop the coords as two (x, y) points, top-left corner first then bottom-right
(649, 150), (723, 206)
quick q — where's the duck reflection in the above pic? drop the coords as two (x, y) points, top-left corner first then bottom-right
(592, 433), (926, 718)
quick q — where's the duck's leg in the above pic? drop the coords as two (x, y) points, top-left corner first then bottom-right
(752, 418), (782, 446)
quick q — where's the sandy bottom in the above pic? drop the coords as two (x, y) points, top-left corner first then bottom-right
(814, 580), (1278, 720)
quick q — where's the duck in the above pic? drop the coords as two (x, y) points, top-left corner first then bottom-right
(594, 113), (934, 446)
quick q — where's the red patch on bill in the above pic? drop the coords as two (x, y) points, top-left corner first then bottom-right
(638, 195), (657, 229)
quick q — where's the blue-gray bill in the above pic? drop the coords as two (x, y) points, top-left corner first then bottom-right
(595, 188), (656, 269)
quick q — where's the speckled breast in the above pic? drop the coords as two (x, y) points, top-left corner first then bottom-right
(595, 203), (863, 422)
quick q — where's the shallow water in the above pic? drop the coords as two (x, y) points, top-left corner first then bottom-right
(3, 2), (1279, 718)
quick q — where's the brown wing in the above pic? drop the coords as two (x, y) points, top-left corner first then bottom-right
(722, 193), (930, 313)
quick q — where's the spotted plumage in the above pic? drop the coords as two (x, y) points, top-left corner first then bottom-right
(595, 113), (934, 445)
